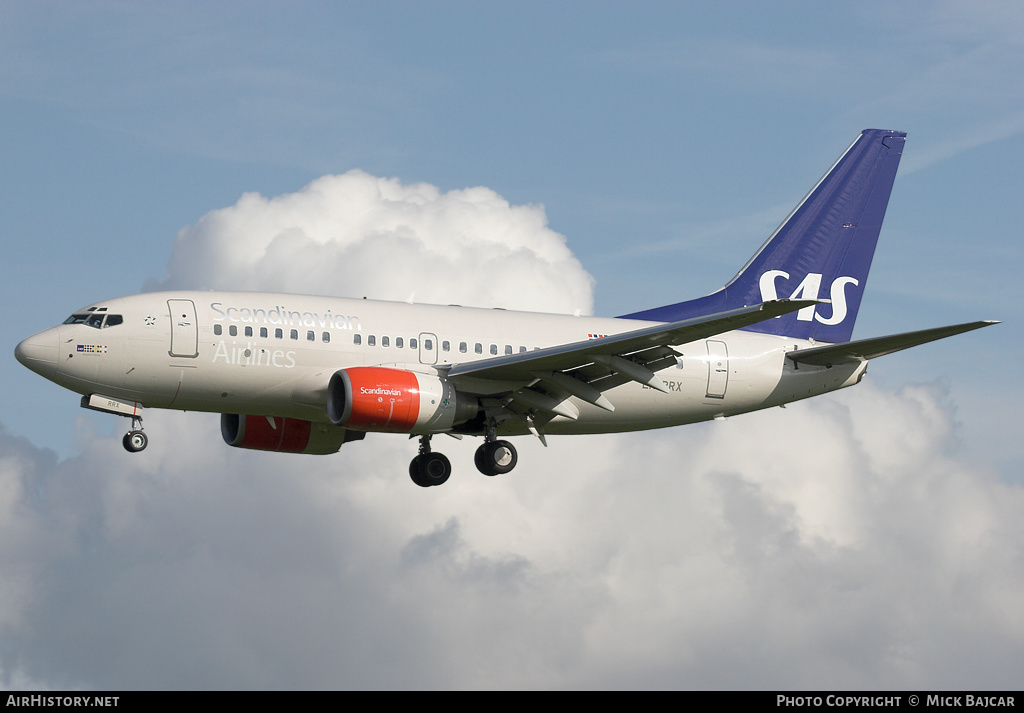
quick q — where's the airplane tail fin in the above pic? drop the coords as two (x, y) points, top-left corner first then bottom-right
(621, 129), (907, 344)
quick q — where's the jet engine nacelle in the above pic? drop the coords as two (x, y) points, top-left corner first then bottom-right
(327, 366), (476, 433)
(221, 413), (362, 455)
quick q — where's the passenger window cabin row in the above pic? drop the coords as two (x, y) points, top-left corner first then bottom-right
(353, 334), (533, 356)
(210, 323), (538, 357)
(213, 324), (331, 343)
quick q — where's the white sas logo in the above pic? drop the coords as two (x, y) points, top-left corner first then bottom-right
(759, 271), (858, 325)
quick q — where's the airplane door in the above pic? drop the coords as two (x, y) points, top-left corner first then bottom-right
(168, 299), (198, 358)
(706, 340), (728, 399)
(418, 332), (438, 365)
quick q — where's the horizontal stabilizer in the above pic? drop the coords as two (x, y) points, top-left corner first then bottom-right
(787, 321), (999, 367)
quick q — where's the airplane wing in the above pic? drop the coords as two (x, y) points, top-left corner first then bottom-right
(444, 299), (815, 430)
(786, 321), (999, 367)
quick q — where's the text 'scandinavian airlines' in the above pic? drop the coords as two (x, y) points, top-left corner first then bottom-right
(16, 130), (997, 486)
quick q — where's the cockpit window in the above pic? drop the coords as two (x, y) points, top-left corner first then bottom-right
(63, 313), (124, 329)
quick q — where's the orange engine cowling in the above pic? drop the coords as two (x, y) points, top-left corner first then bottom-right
(327, 367), (476, 433)
(221, 414), (361, 455)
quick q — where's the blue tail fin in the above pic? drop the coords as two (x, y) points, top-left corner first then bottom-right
(620, 129), (907, 344)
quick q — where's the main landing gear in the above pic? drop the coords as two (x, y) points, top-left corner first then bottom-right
(474, 439), (517, 476)
(409, 435), (452, 487)
(408, 430), (519, 487)
(475, 421), (517, 477)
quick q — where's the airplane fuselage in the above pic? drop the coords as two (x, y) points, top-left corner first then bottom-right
(22, 291), (866, 438)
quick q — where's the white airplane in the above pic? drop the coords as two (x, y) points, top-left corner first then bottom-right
(15, 130), (996, 487)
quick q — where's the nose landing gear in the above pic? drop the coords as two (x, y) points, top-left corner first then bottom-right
(122, 422), (148, 453)
(81, 395), (148, 453)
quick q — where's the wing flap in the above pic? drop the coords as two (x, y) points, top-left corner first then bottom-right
(567, 345), (679, 385)
(532, 371), (616, 411)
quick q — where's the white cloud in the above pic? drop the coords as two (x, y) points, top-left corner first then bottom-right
(1, 378), (1022, 689)
(3, 171), (1022, 689)
(147, 171), (595, 316)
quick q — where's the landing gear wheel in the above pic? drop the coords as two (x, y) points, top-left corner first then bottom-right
(475, 440), (517, 476)
(123, 430), (148, 453)
(409, 452), (452, 487)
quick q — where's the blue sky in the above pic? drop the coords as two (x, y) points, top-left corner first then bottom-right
(3, 2), (1021, 463)
(1, 1), (1022, 690)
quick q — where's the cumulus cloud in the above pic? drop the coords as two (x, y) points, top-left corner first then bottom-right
(1, 381), (1022, 689)
(147, 170), (595, 315)
(3, 172), (1022, 689)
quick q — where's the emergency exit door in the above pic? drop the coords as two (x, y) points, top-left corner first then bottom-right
(706, 340), (729, 399)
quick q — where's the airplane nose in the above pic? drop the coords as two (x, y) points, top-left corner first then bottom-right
(15, 328), (59, 379)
